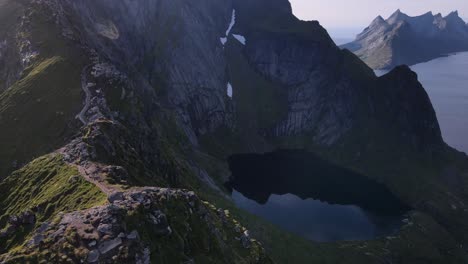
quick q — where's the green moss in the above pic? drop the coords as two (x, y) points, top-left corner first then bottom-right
(124, 196), (271, 264)
(0, 154), (106, 253)
(0, 55), (83, 177)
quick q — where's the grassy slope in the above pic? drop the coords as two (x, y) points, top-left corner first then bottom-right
(0, 0), (102, 256)
(0, 0), (86, 177)
(125, 199), (272, 264)
(0, 154), (106, 254)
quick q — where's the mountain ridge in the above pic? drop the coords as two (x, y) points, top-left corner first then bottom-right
(343, 9), (468, 69)
(0, 1), (468, 263)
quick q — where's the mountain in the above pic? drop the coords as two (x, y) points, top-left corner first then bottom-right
(343, 10), (468, 69)
(1, 0), (468, 263)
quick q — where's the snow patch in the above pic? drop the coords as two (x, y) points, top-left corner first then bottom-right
(227, 82), (233, 98)
(220, 9), (238, 47)
(19, 40), (39, 66)
(220, 37), (227, 45)
(233, 34), (246, 45)
(225, 10), (236, 37)
(22, 50), (39, 65)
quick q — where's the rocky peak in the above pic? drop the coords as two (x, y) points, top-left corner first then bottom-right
(444, 10), (467, 27)
(446, 10), (460, 18)
(422, 11), (434, 17)
(345, 9), (468, 69)
(387, 9), (409, 24)
(370, 15), (388, 28)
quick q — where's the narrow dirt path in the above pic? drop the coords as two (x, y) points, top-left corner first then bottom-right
(76, 162), (121, 195)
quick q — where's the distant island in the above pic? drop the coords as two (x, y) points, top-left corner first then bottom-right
(342, 10), (468, 69)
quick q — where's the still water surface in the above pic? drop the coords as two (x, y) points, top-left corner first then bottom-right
(228, 150), (409, 242)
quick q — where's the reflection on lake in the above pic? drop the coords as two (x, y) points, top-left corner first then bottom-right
(228, 150), (410, 242)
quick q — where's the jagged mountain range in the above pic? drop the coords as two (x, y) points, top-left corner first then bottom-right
(343, 10), (468, 69)
(0, 0), (468, 263)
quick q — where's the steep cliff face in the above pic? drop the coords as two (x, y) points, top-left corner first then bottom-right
(375, 66), (442, 150)
(28, 0), (443, 153)
(0, 0), (23, 93)
(221, 0), (442, 151)
(53, 0), (235, 145)
(1, 0), (468, 263)
(343, 10), (468, 69)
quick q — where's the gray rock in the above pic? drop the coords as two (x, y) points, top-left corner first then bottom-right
(135, 247), (150, 264)
(108, 192), (124, 203)
(98, 237), (122, 255)
(29, 234), (44, 246)
(87, 249), (100, 263)
(127, 230), (139, 240)
(88, 240), (97, 247)
(37, 222), (49, 233)
(240, 230), (251, 249)
(97, 223), (113, 235)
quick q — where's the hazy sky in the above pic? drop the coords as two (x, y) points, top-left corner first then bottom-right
(289, 0), (468, 38)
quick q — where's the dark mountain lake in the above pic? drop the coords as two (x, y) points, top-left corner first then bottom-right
(376, 52), (468, 154)
(227, 150), (410, 242)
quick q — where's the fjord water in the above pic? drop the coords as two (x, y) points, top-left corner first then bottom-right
(228, 150), (409, 242)
(376, 52), (468, 153)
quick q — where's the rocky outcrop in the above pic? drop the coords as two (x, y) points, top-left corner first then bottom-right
(343, 10), (468, 69)
(1, 188), (272, 264)
(0, 211), (36, 239)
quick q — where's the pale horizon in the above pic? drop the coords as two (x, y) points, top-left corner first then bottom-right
(289, 0), (468, 38)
